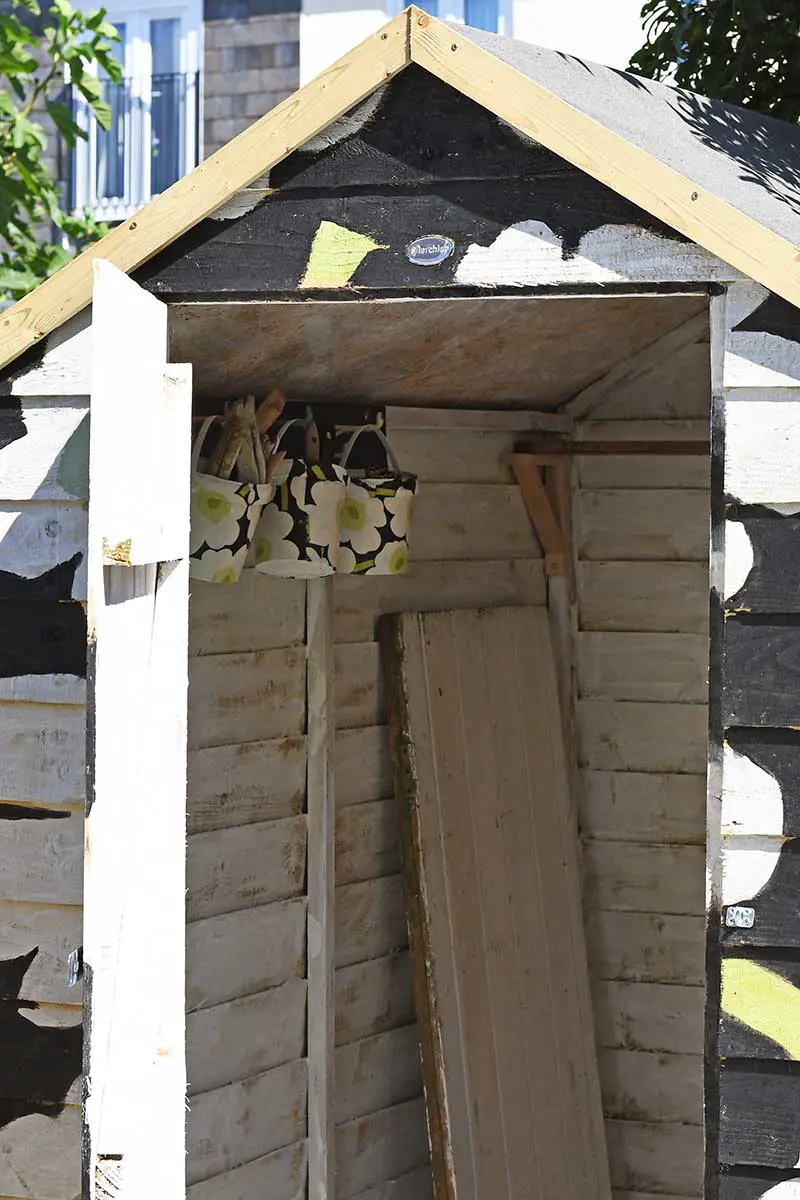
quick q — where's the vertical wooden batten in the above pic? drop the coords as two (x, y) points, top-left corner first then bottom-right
(307, 578), (336, 1199)
(84, 261), (192, 1198)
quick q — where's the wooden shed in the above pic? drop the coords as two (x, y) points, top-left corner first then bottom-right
(1, 9), (800, 1199)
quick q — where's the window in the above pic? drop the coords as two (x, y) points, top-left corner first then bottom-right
(464, 0), (498, 30)
(387, 0), (507, 35)
(69, 0), (201, 220)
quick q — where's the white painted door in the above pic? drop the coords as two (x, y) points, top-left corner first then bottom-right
(83, 260), (192, 1199)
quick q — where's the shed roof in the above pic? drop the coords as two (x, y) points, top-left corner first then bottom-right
(2, 5), (800, 372)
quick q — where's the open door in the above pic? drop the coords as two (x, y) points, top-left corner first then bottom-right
(83, 261), (192, 1198)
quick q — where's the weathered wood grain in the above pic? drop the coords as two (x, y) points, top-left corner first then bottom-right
(0, 812), (82, 905)
(583, 341), (710, 422)
(586, 911), (705, 986)
(189, 573), (305, 656)
(0, 702), (85, 805)
(186, 1140), (307, 1200)
(188, 646), (306, 749)
(335, 953), (416, 1048)
(0, 398), (88, 502)
(186, 814), (307, 921)
(186, 1059), (308, 1185)
(411, 484), (539, 561)
(0, 901), (82, 1005)
(578, 700), (708, 773)
(578, 490), (709, 561)
(335, 1025), (423, 1126)
(336, 798), (401, 886)
(723, 621), (800, 727)
(187, 978), (307, 1095)
(583, 841), (705, 916)
(579, 771), (706, 845)
(387, 429), (517, 484)
(578, 453), (710, 491)
(335, 875), (409, 970)
(333, 559), (546, 643)
(605, 1120), (703, 1196)
(335, 1097), (431, 1200)
(334, 642), (385, 731)
(0, 504), (87, 600)
(592, 980), (704, 1056)
(598, 1048), (702, 1125)
(719, 1067), (800, 1168)
(578, 562), (709, 633)
(336, 725), (393, 807)
(0, 673), (85, 705)
(187, 735), (306, 834)
(578, 632), (707, 703)
(186, 898), (306, 1011)
(0, 1105), (81, 1200)
(347, 1166), (434, 1200)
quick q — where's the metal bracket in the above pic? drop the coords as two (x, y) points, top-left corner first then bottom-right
(510, 446), (571, 578)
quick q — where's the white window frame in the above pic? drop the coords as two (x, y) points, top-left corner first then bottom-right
(71, 0), (202, 220)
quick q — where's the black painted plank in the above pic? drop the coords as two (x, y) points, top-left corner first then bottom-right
(721, 843), (800, 949)
(0, 600), (86, 679)
(720, 958), (800, 1059)
(0, 397), (26, 450)
(733, 291), (800, 345)
(0, 554), (82, 602)
(720, 1065), (800, 1169)
(137, 179), (682, 299)
(720, 1172), (800, 1199)
(725, 510), (800, 615)
(724, 619), (800, 727)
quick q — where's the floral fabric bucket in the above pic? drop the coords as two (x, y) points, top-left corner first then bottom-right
(254, 420), (347, 578)
(336, 426), (417, 576)
(190, 416), (273, 584)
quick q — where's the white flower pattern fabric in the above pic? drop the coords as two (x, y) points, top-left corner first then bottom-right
(336, 426), (417, 576)
(190, 475), (272, 583)
(255, 460), (347, 577)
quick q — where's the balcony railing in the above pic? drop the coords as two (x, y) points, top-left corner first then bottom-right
(62, 71), (200, 221)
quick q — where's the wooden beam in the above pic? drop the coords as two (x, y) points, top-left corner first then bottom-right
(511, 452), (570, 576)
(0, 13), (410, 372)
(410, 11), (800, 308)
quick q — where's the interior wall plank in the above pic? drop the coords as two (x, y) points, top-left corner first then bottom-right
(578, 700), (707, 773)
(578, 490), (709, 561)
(334, 1025), (423, 1126)
(336, 798), (401, 886)
(334, 875), (409, 970)
(186, 814), (307, 921)
(346, 1165), (434, 1200)
(585, 911), (705, 985)
(598, 1048), (703, 1125)
(188, 646), (306, 749)
(334, 1098), (431, 1200)
(189, 575), (305, 656)
(186, 1140), (308, 1200)
(592, 981), (705, 1056)
(335, 725), (393, 807)
(584, 341), (710, 422)
(187, 735), (306, 834)
(578, 632), (708, 703)
(579, 771), (706, 845)
(186, 898), (306, 1012)
(605, 1120), (703, 1196)
(412, 484), (539, 561)
(387, 429), (516, 484)
(579, 562), (709, 633)
(578, 456), (710, 491)
(334, 643), (385, 730)
(583, 842), (705, 916)
(334, 953), (416, 1048)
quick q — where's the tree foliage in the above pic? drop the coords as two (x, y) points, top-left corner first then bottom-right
(0, 0), (121, 300)
(630, 1), (800, 123)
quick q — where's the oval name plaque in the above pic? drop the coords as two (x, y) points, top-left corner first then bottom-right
(406, 234), (454, 266)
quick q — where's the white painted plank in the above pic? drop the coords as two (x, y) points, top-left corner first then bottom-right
(334, 559), (546, 643)
(186, 1140), (307, 1200)
(0, 1106), (81, 1200)
(335, 642), (385, 730)
(0, 502), (87, 598)
(592, 981), (704, 1056)
(335, 1097), (431, 1200)
(306, 577), (335, 1200)
(335, 1025), (422, 1126)
(336, 725), (393, 807)
(605, 1120), (703, 1196)
(188, 646), (306, 749)
(189, 573), (305, 656)
(586, 911), (705, 986)
(578, 490), (709, 561)
(599, 1048), (702, 1125)
(186, 814), (307, 921)
(578, 562), (709, 633)
(85, 265), (190, 1200)
(0, 702), (85, 805)
(583, 842), (705, 916)
(725, 390), (800, 505)
(0, 900), (82, 1005)
(723, 280), (800, 388)
(0, 397), (89, 501)
(579, 771), (706, 845)
(335, 953), (416, 1048)
(578, 700), (708, 773)
(187, 734), (306, 834)
(335, 875), (409, 970)
(336, 798), (401, 886)
(186, 978), (307, 1095)
(6, 311), (91, 396)
(186, 898), (306, 1011)
(186, 1059), (308, 1186)
(0, 811), (82, 905)
(412, 484), (540, 561)
(578, 632), (708, 702)
(577, 455), (710, 491)
(0, 674), (85, 706)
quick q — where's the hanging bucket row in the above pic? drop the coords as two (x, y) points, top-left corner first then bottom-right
(254, 423), (417, 578)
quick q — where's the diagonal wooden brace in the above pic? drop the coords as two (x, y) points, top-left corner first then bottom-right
(511, 451), (571, 577)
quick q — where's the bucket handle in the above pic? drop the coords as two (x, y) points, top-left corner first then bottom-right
(192, 415), (220, 475)
(339, 425), (402, 474)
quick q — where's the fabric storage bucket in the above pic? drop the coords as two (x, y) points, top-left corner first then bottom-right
(254, 420), (347, 578)
(190, 416), (273, 584)
(336, 426), (417, 576)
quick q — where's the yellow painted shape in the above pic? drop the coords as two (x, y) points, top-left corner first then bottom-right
(300, 220), (385, 288)
(721, 958), (800, 1060)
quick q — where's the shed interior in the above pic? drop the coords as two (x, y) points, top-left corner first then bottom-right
(178, 288), (712, 1200)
